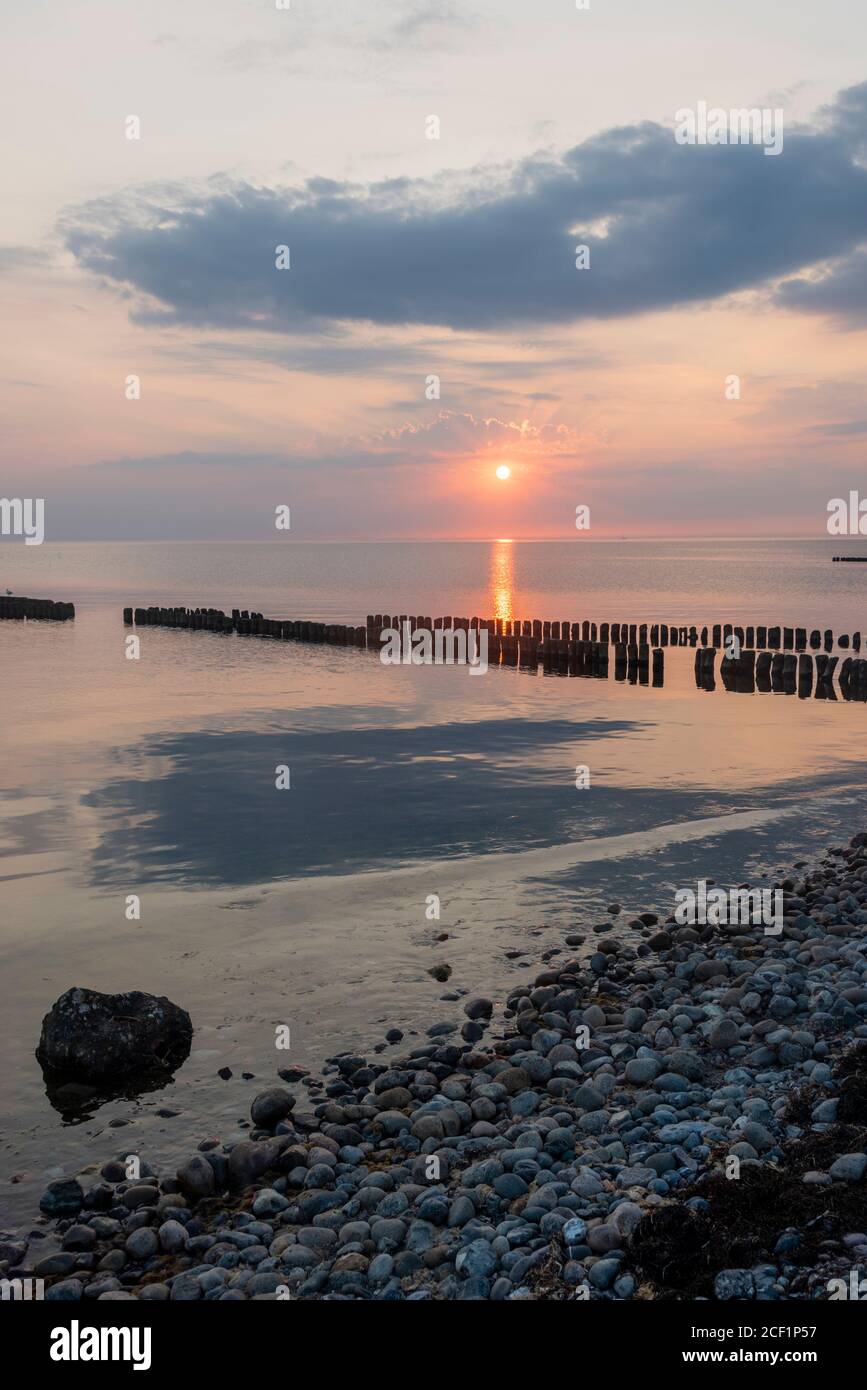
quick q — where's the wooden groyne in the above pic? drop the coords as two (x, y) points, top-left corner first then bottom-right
(122, 606), (864, 656)
(121, 603), (867, 699)
(0, 596), (74, 621)
(122, 605), (665, 684)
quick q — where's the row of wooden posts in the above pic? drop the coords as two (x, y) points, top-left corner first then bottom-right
(121, 604), (664, 682)
(120, 606), (859, 652)
(696, 647), (867, 700)
(5, 595), (864, 700)
(121, 604), (867, 694)
(0, 596), (75, 621)
(372, 615), (857, 653)
(1, 595), (859, 656)
(3, 595), (861, 676)
(1, 594), (855, 657)
(5, 594), (865, 698)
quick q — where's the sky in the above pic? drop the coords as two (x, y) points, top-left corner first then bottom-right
(2, 0), (867, 540)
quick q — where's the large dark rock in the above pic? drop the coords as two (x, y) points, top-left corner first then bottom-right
(36, 987), (192, 1082)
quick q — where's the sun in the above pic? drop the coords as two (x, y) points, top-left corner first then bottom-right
(495, 464), (511, 481)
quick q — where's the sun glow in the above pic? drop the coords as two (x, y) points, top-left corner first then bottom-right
(495, 464), (511, 480)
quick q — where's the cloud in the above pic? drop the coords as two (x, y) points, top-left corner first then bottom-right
(89, 411), (587, 476)
(770, 83), (867, 323)
(89, 450), (292, 472)
(384, 0), (471, 47)
(0, 246), (49, 273)
(775, 248), (867, 323)
(803, 418), (867, 437)
(62, 81), (867, 333)
(364, 410), (585, 457)
(222, 0), (473, 74)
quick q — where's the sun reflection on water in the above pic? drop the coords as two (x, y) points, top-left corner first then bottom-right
(490, 538), (515, 623)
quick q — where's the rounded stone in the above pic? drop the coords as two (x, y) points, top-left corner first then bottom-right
(158, 1220), (189, 1254)
(125, 1227), (158, 1259)
(250, 1088), (295, 1130)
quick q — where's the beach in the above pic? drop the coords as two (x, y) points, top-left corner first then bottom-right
(11, 827), (867, 1301)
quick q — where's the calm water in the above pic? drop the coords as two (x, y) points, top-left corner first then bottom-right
(3, 537), (867, 1228)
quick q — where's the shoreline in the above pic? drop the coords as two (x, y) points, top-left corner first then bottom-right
(6, 832), (867, 1302)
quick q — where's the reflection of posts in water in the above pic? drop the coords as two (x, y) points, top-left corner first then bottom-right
(840, 657), (854, 701)
(855, 659), (867, 702)
(769, 653), (797, 695)
(737, 650), (757, 693)
(638, 643), (650, 685)
(695, 646), (716, 691)
(720, 648), (759, 693)
(755, 651), (772, 692)
(837, 656), (867, 701)
(815, 654), (838, 701)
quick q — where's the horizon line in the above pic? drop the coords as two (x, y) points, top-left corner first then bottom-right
(9, 534), (865, 546)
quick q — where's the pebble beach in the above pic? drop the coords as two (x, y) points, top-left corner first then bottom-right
(11, 831), (867, 1303)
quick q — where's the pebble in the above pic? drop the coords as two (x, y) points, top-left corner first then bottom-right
(829, 1153), (867, 1183)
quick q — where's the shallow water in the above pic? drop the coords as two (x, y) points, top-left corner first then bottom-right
(3, 537), (867, 1227)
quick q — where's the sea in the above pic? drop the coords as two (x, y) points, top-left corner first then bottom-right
(3, 536), (867, 1226)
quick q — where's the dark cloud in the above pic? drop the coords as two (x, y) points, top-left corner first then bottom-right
(63, 82), (867, 333)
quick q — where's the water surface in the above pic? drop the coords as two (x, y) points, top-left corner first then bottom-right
(3, 538), (867, 1227)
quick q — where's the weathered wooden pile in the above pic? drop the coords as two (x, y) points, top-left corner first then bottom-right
(702, 622), (857, 653)
(0, 596), (74, 621)
(696, 647), (867, 700)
